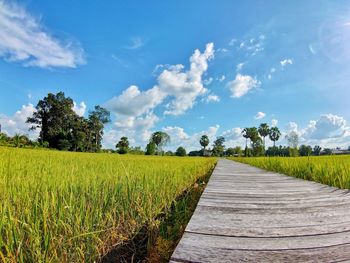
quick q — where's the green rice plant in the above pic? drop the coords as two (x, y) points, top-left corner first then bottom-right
(0, 147), (216, 262)
(231, 155), (350, 189)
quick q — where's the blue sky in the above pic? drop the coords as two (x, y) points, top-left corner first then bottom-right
(0, 0), (350, 150)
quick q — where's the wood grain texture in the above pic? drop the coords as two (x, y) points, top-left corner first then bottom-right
(170, 159), (350, 262)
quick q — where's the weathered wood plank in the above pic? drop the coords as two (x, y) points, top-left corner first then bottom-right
(171, 159), (350, 262)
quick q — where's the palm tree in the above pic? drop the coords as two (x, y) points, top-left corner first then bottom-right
(258, 123), (270, 149)
(200, 135), (209, 150)
(242, 128), (250, 156)
(269, 127), (281, 156)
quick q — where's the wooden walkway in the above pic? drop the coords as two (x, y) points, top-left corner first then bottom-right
(170, 159), (350, 263)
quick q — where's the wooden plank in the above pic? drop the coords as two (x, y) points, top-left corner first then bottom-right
(171, 159), (350, 262)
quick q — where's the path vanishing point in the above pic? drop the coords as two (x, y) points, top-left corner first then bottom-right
(170, 159), (350, 262)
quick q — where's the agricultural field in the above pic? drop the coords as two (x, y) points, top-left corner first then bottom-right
(232, 155), (350, 189)
(0, 147), (216, 262)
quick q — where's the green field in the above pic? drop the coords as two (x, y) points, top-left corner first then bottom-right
(232, 155), (350, 189)
(0, 147), (216, 262)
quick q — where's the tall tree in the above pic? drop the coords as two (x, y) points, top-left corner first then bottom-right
(150, 131), (170, 154)
(212, 136), (225, 157)
(313, 145), (322, 156)
(199, 135), (209, 150)
(242, 128), (250, 156)
(88, 106), (111, 152)
(269, 127), (281, 148)
(26, 92), (77, 149)
(258, 123), (270, 149)
(116, 136), (129, 154)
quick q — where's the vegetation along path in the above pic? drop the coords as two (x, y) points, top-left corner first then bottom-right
(170, 159), (350, 262)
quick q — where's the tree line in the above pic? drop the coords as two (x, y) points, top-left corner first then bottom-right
(0, 92), (347, 156)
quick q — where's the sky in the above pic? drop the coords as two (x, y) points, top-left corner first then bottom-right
(0, 0), (350, 151)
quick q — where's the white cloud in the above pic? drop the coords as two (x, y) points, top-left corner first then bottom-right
(72, 101), (86, 117)
(236, 62), (245, 72)
(254, 111), (266, 120)
(0, 104), (38, 139)
(105, 85), (165, 117)
(127, 37), (144, 49)
(0, 1), (85, 68)
(104, 43), (215, 147)
(228, 38), (236, 46)
(271, 119), (278, 127)
(227, 74), (261, 98)
(267, 74), (272, 79)
(304, 114), (348, 140)
(217, 75), (225, 82)
(203, 77), (213, 85)
(205, 94), (220, 103)
(280, 58), (293, 67)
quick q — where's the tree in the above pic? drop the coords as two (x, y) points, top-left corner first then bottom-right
(323, 148), (332, 155)
(299, 145), (312, 156)
(286, 131), (299, 157)
(313, 145), (322, 156)
(27, 92), (77, 148)
(225, 146), (242, 157)
(242, 128), (250, 156)
(175, 146), (187, 156)
(269, 127), (281, 148)
(150, 131), (170, 154)
(88, 106), (111, 152)
(258, 123), (270, 150)
(212, 136), (225, 157)
(116, 136), (129, 154)
(200, 135), (209, 149)
(145, 142), (157, 155)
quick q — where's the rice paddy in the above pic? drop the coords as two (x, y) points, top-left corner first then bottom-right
(232, 155), (350, 189)
(0, 147), (216, 262)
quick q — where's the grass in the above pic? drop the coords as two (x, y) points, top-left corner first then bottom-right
(0, 147), (216, 262)
(232, 155), (350, 189)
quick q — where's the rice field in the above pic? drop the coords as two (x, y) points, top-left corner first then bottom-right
(0, 147), (216, 262)
(232, 155), (350, 189)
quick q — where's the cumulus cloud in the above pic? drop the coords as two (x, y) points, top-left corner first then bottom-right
(0, 104), (38, 139)
(280, 58), (293, 67)
(72, 101), (86, 117)
(227, 74), (261, 98)
(0, 1), (85, 68)
(254, 111), (266, 120)
(304, 114), (348, 140)
(104, 43), (215, 147)
(205, 94), (220, 103)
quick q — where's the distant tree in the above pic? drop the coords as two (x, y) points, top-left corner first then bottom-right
(258, 123), (270, 150)
(116, 136), (129, 154)
(286, 131), (299, 157)
(323, 148), (332, 155)
(27, 92), (77, 148)
(212, 136), (225, 157)
(225, 146), (243, 157)
(129, 146), (144, 155)
(175, 146), (187, 156)
(150, 131), (170, 154)
(200, 135), (209, 156)
(269, 127), (281, 148)
(88, 105), (111, 152)
(299, 145), (312, 156)
(145, 142), (157, 155)
(242, 128), (250, 156)
(313, 145), (322, 156)
(165, 150), (174, 156)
